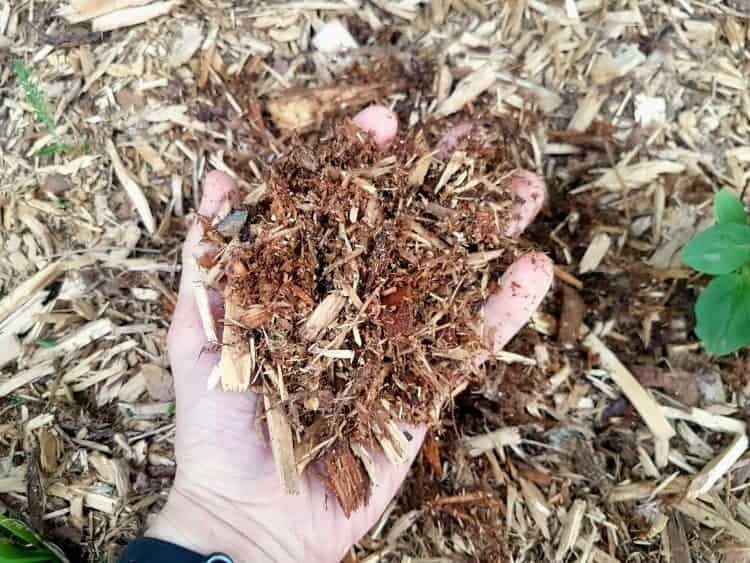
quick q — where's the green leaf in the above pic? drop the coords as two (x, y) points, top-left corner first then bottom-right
(695, 271), (750, 355)
(682, 223), (750, 274)
(32, 143), (69, 158)
(0, 539), (53, 563)
(35, 339), (56, 350)
(0, 518), (66, 563)
(715, 189), (748, 224)
(0, 517), (43, 547)
(13, 62), (55, 132)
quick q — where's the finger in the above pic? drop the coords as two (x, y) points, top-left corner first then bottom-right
(482, 251), (553, 354)
(168, 171), (238, 364)
(352, 105), (398, 147)
(502, 171), (545, 238)
(436, 124), (546, 239)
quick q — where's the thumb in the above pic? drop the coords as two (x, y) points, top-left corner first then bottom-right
(168, 171), (237, 377)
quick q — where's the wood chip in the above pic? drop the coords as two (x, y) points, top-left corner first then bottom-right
(520, 478), (551, 540)
(558, 285), (584, 348)
(91, 1), (176, 32)
(263, 392), (301, 495)
(464, 427), (521, 457)
(267, 83), (394, 132)
(555, 499), (586, 561)
(0, 361), (55, 399)
(0, 262), (62, 324)
(583, 330), (675, 467)
(212, 299), (253, 392)
(579, 232), (611, 274)
(687, 432), (748, 499)
(435, 63), (496, 117)
(301, 292), (347, 340)
(585, 161), (686, 192)
(105, 138), (156, 234)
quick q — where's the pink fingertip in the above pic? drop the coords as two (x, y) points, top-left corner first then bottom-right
(482, 252), (553, 353)
(200, 171), (237, 216)
(503, 170), (546, 238)
(352, 105), (398, 147)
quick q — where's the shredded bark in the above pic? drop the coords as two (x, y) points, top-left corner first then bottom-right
(204, 117), (529, 512)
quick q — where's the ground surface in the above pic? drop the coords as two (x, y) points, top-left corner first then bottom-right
(2, 0), (750, 561)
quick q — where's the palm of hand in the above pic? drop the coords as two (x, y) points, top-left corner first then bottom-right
(150, 107), (552, 563)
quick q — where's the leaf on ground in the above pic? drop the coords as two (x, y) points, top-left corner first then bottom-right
(695, 271), (750, 355)
(715, 189), (748, 225)
(0, 539), (54, 563)
(682, 223), (750, 274)
(33, 143), (69, 159)
(0, 517), (42, 547)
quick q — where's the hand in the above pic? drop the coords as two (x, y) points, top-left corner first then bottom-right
(147, 106), (553, 563)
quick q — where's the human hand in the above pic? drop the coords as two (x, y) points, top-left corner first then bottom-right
(147, 106), (553, 563)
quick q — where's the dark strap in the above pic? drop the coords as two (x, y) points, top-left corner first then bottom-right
(118, 537), (233, 563)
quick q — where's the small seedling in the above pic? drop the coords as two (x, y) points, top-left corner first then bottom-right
(13, 62), (82, 158)
(35, 338), (56, 350)
(682, 189), (750, 355)
(0, 516), (67, 563)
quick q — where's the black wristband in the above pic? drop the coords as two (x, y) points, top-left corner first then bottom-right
(118, 537), (233, 563)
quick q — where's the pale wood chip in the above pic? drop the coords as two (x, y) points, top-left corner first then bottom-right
(519, 478), (551, 540)
(212, 299), (253, 392)
(435, 63), (496, 117)
(586, 161), (686, 191)
(91, 1), (177, 32)
(35, 319), (114, 361)
(583, 330), (675, 467)
(301, 292), (347, 340)
(687, 432), (748, 499)
(105, 138), (156, 233)
(0, 333), (22, 369)
(555, 499), (586, 561)
(579, 232), (611, 274)
(0, 463), (27, 493)
(568, 88), (608, 132)
(263, 392), (301, 495)
(47, 482), (118, 514)
(0, 262), (63, 324)
(661, 405), (746, 434)
(464, 427), (521, 457)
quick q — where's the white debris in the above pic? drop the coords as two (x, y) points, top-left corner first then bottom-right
(312, 19), (358, 54)
(635, 94), (666, 128)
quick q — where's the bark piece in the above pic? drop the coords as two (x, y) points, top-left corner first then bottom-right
(324, 443), (369, 517)
(267, 83), (394, 132)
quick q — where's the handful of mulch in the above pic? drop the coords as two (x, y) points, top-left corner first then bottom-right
(199, 119), (532, 515)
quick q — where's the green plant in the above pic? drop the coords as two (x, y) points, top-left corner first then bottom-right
(35, 338), (56, 350)
(682, 189), (750, 355)
(13, 62), (77, 158)
(0, 516), (67, 562)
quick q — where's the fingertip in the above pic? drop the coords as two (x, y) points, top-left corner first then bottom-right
(352, 105), (398, 147)
(503, 170), (546, 238)
(200, 171), (237, 216)
(483, 251), (553, 352)
(524, 250), (554, 280)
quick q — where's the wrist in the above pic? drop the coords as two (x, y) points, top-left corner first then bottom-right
(147, 478), (296, 563)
